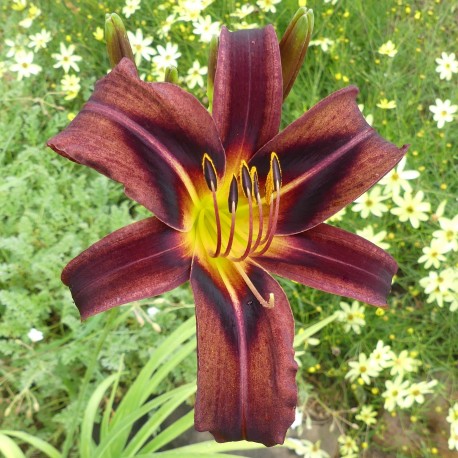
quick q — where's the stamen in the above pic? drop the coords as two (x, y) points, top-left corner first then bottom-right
(259, 169), (274, 245)
(256, 153), (282, 256)
(222, 175), (238, 257)
(230, 192), (253, 261)
(255, 188), (280, 256)
(240, 161), (252, 198)
(230, 162), (253, 261)
(202, 154), (222, 257)
(202, 153), (218, 191)
(250, 167), (264, 253)
(233, 262), (275, 308)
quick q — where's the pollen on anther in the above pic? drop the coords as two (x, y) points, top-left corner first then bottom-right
(240, 161), (252, 197)
(271, 152), (282, 191)
(250, 166), (260, 197)
(202, 153), (218, 191)
(228, 175), (239, 212)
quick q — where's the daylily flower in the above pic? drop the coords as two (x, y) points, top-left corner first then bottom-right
(47, 23), (406, 446)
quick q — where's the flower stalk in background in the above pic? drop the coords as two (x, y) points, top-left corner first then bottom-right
(47, 11), (406, 447)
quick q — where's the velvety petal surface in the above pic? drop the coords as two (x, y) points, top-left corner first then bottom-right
(250, 86), (407, 235)
(48, 58), (225, 232)
(190, 255), (297, 446)
(255, 223), (398, 306)
(212, 26), (283, 171)
(62, 217), (192, 319)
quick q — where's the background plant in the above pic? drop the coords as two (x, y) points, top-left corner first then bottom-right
(1, 0), (457, 457)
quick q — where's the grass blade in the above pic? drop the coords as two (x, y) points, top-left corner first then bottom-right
(0, 431), (61, 458)
(0, 433), (26, 458)
(107, 318), (196, 454)
(80, 373), (119, 458)
(121, 383), (196, 457)
(93, 384), (196, 458)
(137, 409), (194, 454)
(294, 312), (339, 347)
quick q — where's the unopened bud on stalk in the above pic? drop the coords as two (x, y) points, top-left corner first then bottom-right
(164, 65), (179, 84)
(207, 35), (219, 111)
(279, 8), (314, 100)
(105, 13), (135, 68)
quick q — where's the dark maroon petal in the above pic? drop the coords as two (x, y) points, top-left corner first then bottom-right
(250, 86), (407, 235)
(212, 26), (283, 171)
(48, 58), (225, 231)
(190, 255), (297, 446)
(63, 217), (192, 319)
(255, 223), (398, 306)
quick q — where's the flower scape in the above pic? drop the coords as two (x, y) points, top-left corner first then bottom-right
(46, 9), (407, 447)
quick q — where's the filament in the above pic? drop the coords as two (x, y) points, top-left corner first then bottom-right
(210, 182), (222, 257)
(230, 193), (253, 261)
(233, 262), (274, 308)
(221, 201), (237, 257)
(255, 187), (280, 256)
(250, 191), (264, 253)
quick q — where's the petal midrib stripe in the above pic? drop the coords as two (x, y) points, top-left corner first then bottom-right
(280, 127), (374, 195)
(217, 264), (248, 440)
(70, 239), (190, 296)
(267, 236), (393, 284)
(85, 100), (200, 204)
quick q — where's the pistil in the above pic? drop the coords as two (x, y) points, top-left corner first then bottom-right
(233, 262), (275, 308)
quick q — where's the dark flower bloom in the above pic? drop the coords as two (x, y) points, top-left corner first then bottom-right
(48, 22), (406, 447)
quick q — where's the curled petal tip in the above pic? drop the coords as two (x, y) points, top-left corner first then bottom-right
(280, 8), (314, 100)
(105, 12), (135, 68)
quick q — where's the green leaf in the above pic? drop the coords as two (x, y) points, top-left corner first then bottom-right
(0, 431), (61, 458)
(294, 312), (339, 348)
(106, 317), (196, 454)
(121, 384), (196, 457)
(145, 453), (254, 458)
(163, 440), (266, 454)
(100, 355), (125, 454)
(137, 409), (194, 454)
(80, 373), (119, 458)
(0, 433), (26, 458)
(93, 384), (196, 458)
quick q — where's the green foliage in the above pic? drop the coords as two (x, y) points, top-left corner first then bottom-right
(1, 0), (457, 457)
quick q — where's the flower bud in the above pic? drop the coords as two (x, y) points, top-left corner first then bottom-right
(207, 35), (219, 111)
(164, 65), (179, 84)
(279, 8), (314, 100)
(105, 13), (135, 68)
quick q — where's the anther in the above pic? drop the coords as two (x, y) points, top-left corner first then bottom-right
(227, 174), (239, 213)
(202, 153), (222, 257)
(271, 152), (282, 191)
(203, 153), (218, 191)
(222, 175), (238, 257)
(256, 153), (282, 256)
(231, 162), (253, 261)
(240, 161), (252, 197)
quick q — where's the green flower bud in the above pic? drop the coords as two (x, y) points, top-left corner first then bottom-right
(105, 13), (135, 68)
(164, 65), (179, 84)
(279, 8), (314, 100)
